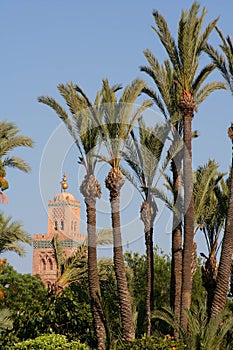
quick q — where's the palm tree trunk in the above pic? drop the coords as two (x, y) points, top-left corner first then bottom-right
(180, 111), (194, 330)
(86, 199), (106, 350)
(111, 195), (135, 342)
(150, 226), (155, 313)
(106, 168), (135, 342)
(141, 201), (152, 337)
(211, 165), (233, 318)
(202, 253), (218, 319)
(170, 156), (183, 322)
(146, 229), (152, 337)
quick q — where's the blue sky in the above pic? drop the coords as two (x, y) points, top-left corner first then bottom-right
(1, 1), (233, 274)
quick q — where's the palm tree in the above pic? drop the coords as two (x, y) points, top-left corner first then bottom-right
(205, 28), (233, 318)
(154, 302), (233, 350)
(0, 214), (32, 324)
(48, 235), (88, 296)
(93, 78), (152, 342)
(150, 2), (226, 328)
(140, 52), (184, 321)
(38, 82), (111, 349)
(121, 118), (169, 336)
(0, 212), (31, 256)
(193, 160), (227, 317)
(49, 229), (113, 296)
(0, 120), (34, 202)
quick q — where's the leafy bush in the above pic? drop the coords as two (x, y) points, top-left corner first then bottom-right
(117, 334), (185, 350)
(9, 334), (89, 350)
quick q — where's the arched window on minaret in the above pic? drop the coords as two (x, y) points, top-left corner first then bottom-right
(71, 221), (73, 231)
(74, 221), (77, 232)
(54, 221), (58, 230)
(61, 220), (64, 230)
(48, 258), (53, 270)
(41, 258), (46, 271)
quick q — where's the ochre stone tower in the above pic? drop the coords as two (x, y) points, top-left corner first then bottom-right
(32, 173), (85, 287)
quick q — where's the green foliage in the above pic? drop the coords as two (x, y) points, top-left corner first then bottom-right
(191, 259), (207, 305)
(10, 334), (89, 350)
(124, 248), (171, 336)
(117, 334), (185, 350)
(0, 308), (13, 331)
(153, 302), (233, 350)
(0, 213), (32, 256)
(0, 264), (95, 349)
(98, 258), (122, 343)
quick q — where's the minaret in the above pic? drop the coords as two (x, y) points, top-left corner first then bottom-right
(32, 173), (85, 287)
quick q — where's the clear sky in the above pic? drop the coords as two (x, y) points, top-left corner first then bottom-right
(1, 1), (233, 274)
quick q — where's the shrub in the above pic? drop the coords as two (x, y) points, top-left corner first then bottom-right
(117, 334), (185, 350)
(9, 334), (89, 350)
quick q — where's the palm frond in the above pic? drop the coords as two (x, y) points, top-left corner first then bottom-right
(2, 156), (31, 173)
(195, 81), (227, 105)
(0, 308), (13, 331)
(152, 10), (181, 72)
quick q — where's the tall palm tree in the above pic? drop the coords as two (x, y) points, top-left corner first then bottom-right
(0, 212), (31, 256)
(93, 78), (152, 342)
(38, 82), (111, 349)
(140, 53), (184, 321)
(193, 160), (227, 317)
(0, 120), (34, 202)
(121, 118), (169, 336)
(205, 28), (233, 318)
(150, 2), (226, 328)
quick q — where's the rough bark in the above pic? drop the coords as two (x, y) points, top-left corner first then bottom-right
(211, 164), (233, 318)
(81, 175), (106, 350)
(140, 201), (152, 337)
(180, 100), (195, 330)
(106, 168), (135, 342)
(201, 248), (218, 319)
(170, 155), (183, 322)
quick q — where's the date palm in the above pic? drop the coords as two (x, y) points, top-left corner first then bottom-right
(140, 53), (183, 321)
(140, 48), (221, 323)
(0, 212), (31, 256)
(0, 120), (33, 202)
(193, 160), (227, 317)
(154, 303), (233, 350)
(49, 229), (112, 296)
(205, 28), (233, 318)
(93, 78), (152, 342)
(121, 118), (169, 336)
(38, 82), (109, 349)
(150, 1), (226, 328)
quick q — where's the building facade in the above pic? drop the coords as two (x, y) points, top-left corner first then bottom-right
(32, 174), (86, 287)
